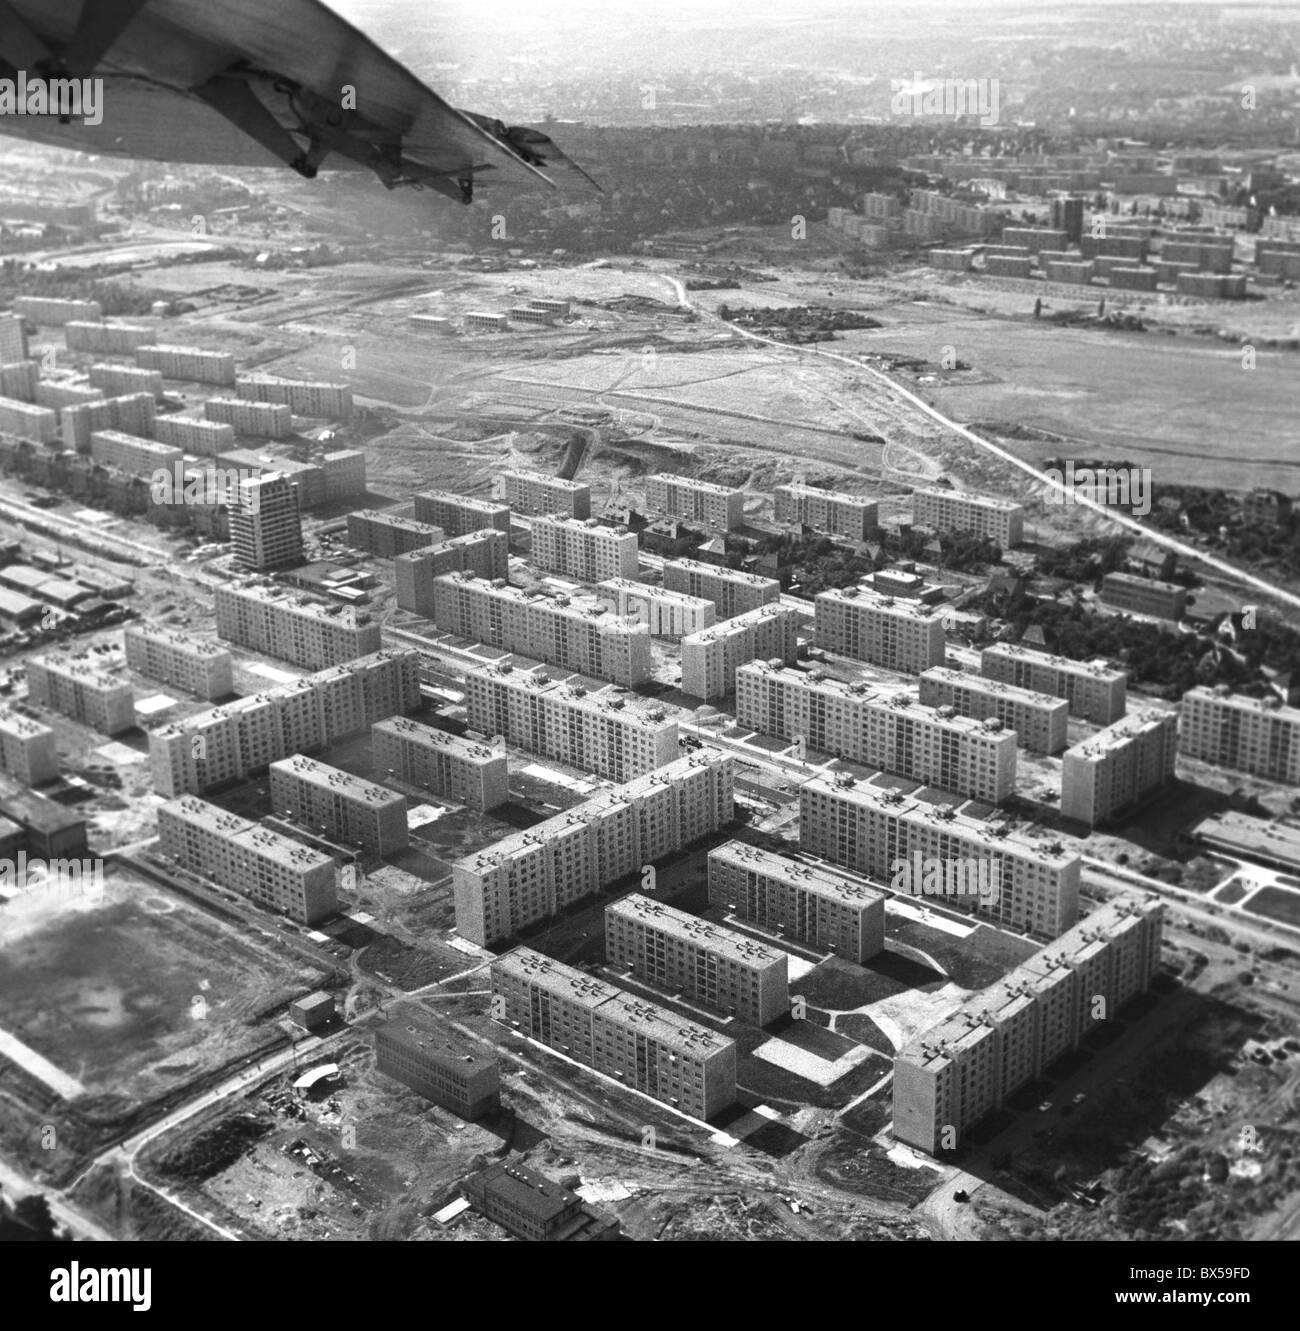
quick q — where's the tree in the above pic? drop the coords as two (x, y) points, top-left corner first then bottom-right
(13, 1192), (60, 1241)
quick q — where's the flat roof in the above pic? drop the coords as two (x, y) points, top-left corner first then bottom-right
(125, 623), (229, 658)
(349, 510), (444, 535)
(0, 706), (54, 739)
(913, 486), (1024, 514)
(814, 581), (946, 620)
(472, 1161), (579, 1223)
(598, 578), (713, 608)
(271, 753), (405, 807)
(373, 715), (501, 764)
(920, 666), (1067, 710)
(981, 642), (1126, 681)
(414, 490), (508, 513)
(652, 472), (743, 497)
(609, 892), (784, 966)
(466, 662), (675, 730)
(709, 840), (886, 907)
(502, 469), (588, 493)
(776, 483), (876, 508)
(1064, 708), (1176, 761)
(1184, 686), (1300, 723)
(1192, 811), (1300, 869)
(664, 558), (779, 588)
(376, 1004), (497, 1075)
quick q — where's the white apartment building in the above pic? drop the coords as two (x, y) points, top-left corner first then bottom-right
(774, 484), (878, 541)
(680, 604), (802, 701)
(412, 490), (510, 536)
(645, 473), (745, 530)
(491, 947), (738, 1119)
(269, 753), (409, 856)
(157, 795), (338, 924)
(707, 841), (886, 964)
(662, 558), (780, 620)
(214, 582), (381, 669)
(1178, 685), (1300, 786)
(372, 716), (509, 811)
(454, 752), (734, 945)
(814, 583), (947, 673)
(463, 661), (679, 783)
(26, 651), (135, 736)
(124, 624), (233, 700)
(0, 706), (59, 785)
(605, 893), (788, 1025)
(1061, 708), (1178, 827)
(346, 510), (445, 559)
(596, 578), (716, 639)
(431, 571), (651, 686)
(88, 429), (182, 477)
(530, 514), (639, 582)
(980, 644), (1127, 726)
(737, 662), (1017, 804)
(911, 486), (1024, 547)
(799, 771), (1081, 939)
(919, 667), (1068, 756)
(393, 529), (510, 615)
(502, 470), (591, 519)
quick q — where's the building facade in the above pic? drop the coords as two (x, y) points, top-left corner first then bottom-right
(1061, 708), (1178, 827)
(393, 529), (510, 615)
(814, 584), (947, 673)
(375, 1008), (500, 1118)
(774, 484), (878, 540)
(26, 651), (134, 735)
(372, 716), (509, 811)
(595, 578), (716, 639)
(662, 558), (780, 619)
(346, 510), (445, 559)
(502, 470), (591, 519)
(980, 643), (1126, 726)
(1099, 572), (1188, 621)
(214, 582), (381, 669)
(124, 624), (233, 700)
(1178, 686), (1300, 785)
(269, 753), (409, 856)
(529, 514), (639, 582)
(680, 604), (802, 701)
(645, 473), (745, 529)
(412, 490), (510, 536)
(911, 487), (1024, 547)
(919, 666), (1068, 756)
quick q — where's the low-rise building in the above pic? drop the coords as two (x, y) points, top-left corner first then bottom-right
(502, 470), (590, 519)
(1099, 571), (1187, 621)
(375, 1007), (500, 1119)
(214, 581), (381, 669)
(461, 1161), (619, 1241)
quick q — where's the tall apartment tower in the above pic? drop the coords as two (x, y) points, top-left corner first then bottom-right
(230, 473), (303, 572)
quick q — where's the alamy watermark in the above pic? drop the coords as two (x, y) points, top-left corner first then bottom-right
(151, 464), (262, 510)
(0, 851), (105, 898)
(890, 75), (999, 126)
(1042, 461), (1152, 517)
(891, 853), (999, 905)
(0, 73), (104, 126)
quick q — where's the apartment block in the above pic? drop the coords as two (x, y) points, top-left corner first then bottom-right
(345, 509), (445, 559)
(774, 484), (878, 541)
(645, 473), (745, 530)
(270, 753), (409, 856)
(235, 377), (353, 420)
(1099, 571), (1188, 621)
(64, 321), (153, 354)
(62, 392), (156, 452)
(229, 473), (304, 572)
(530, 514), (639, 581)
(707, 841), (885, 964)
(372, 716), (508, 812)
(596, 578), (716, 638)
(88, 363), (165, 400)
(799, 771), (1081, 939)
(374, 1007), (500, 1118)
(919, 666), (1069, 756)
(0, 706), (59, 785)
(814, 583), (946, 673)
(320, 449), (366, 500)
(412, 490), (511, 536)
(14, 296), (101, 325)
(0, 311), (28, 361)
(88, 429), (181, 477)
(1061, 708), (1178, 827)
(124, 624), (233, 700)
(393, 529), (509, 614)
(149, 650), (419, 796)
(680, 603), (802, 701)
(218, 449), (323, 508)
(463, 660), (678, 783)
(980, 643), (1126, 726)
(893, 897), (1163, 1154)
(135, 344), (236, 386)
(157, 795), (338, 924)
(214, 582), (380, 669)
(491, 947), (738, 1118)
(662, 558), (779, 620)
(0, 395), (57, 443)
(454, 752), (734, 946)
(502, 470), (591, 519)
(35, 381), (102, 410)
(911, 487), (1024, 547)
(204, 397), (293, 438)
(737, 662), (1017, 803)
(0, 360), (37, 401)
(431, 571), (651, 686)
(606, 893), (788, 1025)
(152, 414), (236, 456)
(26, 651), (135, 736)
(1178, 686), (1300, 785)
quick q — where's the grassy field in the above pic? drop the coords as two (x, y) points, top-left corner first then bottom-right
(1243, 885), (1300, 929)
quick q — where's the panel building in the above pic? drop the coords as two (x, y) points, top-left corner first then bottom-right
(1061, 708), (1178, 827)
(88, 430), (181, 477)
(157, 795), (338, 924)
(980, 643), (1126, 726)
(680, 603), (801, 701)
(412, 490), (510, 536)
(346, 510), (445, 559)
(707, 841), (885, 964)
(595, 578), (716, 639)
(529, 514), (638, 582)
(1178, 686), (1300, 785)
(814, 583), (947, 674)
(149, 650), (420, 797)
(502, 470), (591, 519)
(892, 897), (1164, 1154)
(393, 529), (510, 615)
(662, 558), (780, 620)
(0, 706), (59, 785)
(214, 582), (381, 669)
(911, 487), (1024, 547)
(270, 754), (409, 857)
(774, 484), (878, 541)
(919, 666), (1068, 756)
(372, 716), (508, 812)
(464, 660), (679, 783)
(645, 473), (745, 530)
(491, 947), (738, 1118)
(124, 624), (233, 700)
(737, 662), (1017, 803)
(605, 893), (788, 1025)
(1099, 572), (1188, 622)
(26, 651), (135, 735)
(374, 1007), (500, 1119)
(799, 772), (1081, 939)
(229, 473), (304, 572)
(454, 752), (734, 946)
(431, 572), (651, 686)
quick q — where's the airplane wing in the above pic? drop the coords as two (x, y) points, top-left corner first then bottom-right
(0, 0), (599, 204)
